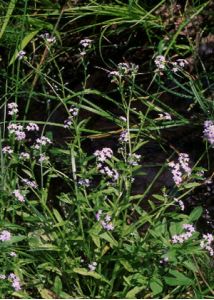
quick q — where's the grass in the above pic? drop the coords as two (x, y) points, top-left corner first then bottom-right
(0, 0), (214, 298)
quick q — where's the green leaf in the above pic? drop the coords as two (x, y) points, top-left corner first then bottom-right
(125, 286), (144, 298)
(0, 0), (16, 40)
(73, 268), (110, 284)
(164, 270), (193, 286)
(183, 261), (198, 272)
(9, 30), (39, 65)
(150, 277), (163, 296)
(189, 206), (203, 222)
(100, 232), (118, 247)
(119, 259), (134, 272)
(182, 182), (200, 189)
(53, 276), (62, 295)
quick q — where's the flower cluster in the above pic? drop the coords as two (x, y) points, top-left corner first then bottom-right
(10, 251), (17, 257)
(171, 224), (195, 244)
(97, 164), (119, 182)
(174, 198), (185, 211)
(203, 120), (214, 147)
(78, 178), (90, 187)
(2, 146), (13, 155)
(158, 112), (172, 120)
(94, 148), (113, 162)
(200, 233), (214, 256)
(64, 106), (79, 128)
(8, 123), (26, 141)
(154, 55), (188, 73)
(26, 122), (39, 132)
(8, 102), (19, 116)
(127, 153), (141, 166)
(154, 55), (166, 70)
(13, 189), (25, 202)
(20, 152), (30, 160)
(95, 210), (114, 231)
(119, 130), (129, 143)
(171, 59), (188, 73)
(79, 38), (93, 56)
(8, 273), (21, 291)
(0, 230), (11, 241)
(0, 273), (21, 291)
(40, 32), (56, 44)
(109, 62), (139, 80)
(168, 153), (191, 186)
(17, 50), (26, 60)
(88, 261), (97, 272)
(22, 178), (37, 189)
(38, 153), (49, 164)
(34, 136), (52, 149)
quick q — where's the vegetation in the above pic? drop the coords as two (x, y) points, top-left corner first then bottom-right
(0, 0), (214, 298)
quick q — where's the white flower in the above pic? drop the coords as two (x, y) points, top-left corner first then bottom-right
(26, 122), (39, 131)
(17, 51), (26, 60)
(2, 146), (13, 155)
(94, 148), (113, 162)
(20, 152), (30, 160)
(8, 102), (19, 116)
(0, 230), (11, 241)
(13, 189), (25, 202)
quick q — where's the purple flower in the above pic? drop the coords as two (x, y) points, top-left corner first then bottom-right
(8, 102), (19, 116)
(13, 190), (25, 202)
(94, 148), (113, 162)
(203, 120), (214, 146)
(26, 122), (39, 131)
(0, 230), (11, 241)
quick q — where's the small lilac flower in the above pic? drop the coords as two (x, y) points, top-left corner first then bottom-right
(105, 214), (111, 222)
(168, 153), (191, 186)
(20, 152), (30, 160)
(177, 59), (188, 67)
(0, 230), (11, 241)
(94, 148), (113, 162)
(80, 38), (92, 48)
(88, 261), (97, 272)
(183, 224), (195, 233)
(171, 223), (195, 244)
(203, 120), (214, 147)
(17, 50), (26, 60)
(95, 210), (102, 221)
(22, 178), (37, 189)
(7, 123), (26, 141)
(38, 154), (49, 163)
(119, 130), (129, 143)
(40, 33), (56, 44)
(13, 189), (25, 202)
(178, 153), (191, 176)
(8, 102), (19, 116)
(105, 223), (114, 231)
(2, 146), (13, 155)
(8, 273), (21, 291)
(78, 178), (90, 187)
(10, 251), (17, 257)
(158, 112), (172, 120)
(154, 55), (166, 70)
(175, 198), (185, 211)
(128, 153), (141, 166)
(200, 233), (214, 256)
(34, 136), (52, 149)
(26, 122), (39, 131)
